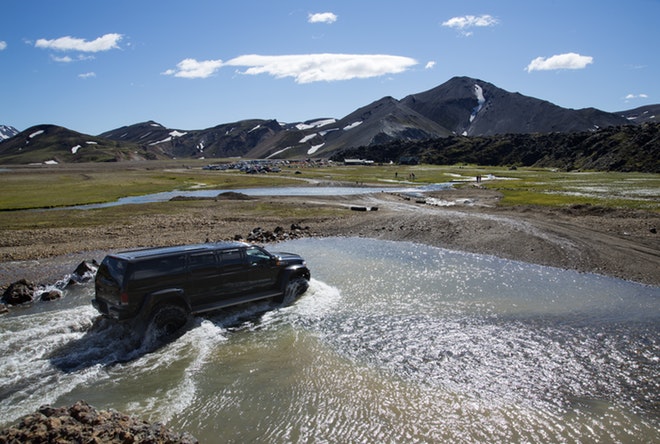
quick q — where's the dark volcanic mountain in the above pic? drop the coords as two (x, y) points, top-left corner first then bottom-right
(0, 125), (165, 164)
(401, 76), (630, 136)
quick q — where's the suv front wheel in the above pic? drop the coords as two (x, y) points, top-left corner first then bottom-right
(277, 276), (309, 304)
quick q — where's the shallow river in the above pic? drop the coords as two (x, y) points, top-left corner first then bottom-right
(1, 238), (658, 442)
(63, 183), (451, 210)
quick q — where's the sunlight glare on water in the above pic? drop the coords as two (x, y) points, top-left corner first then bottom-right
(0, 237), (658, 442)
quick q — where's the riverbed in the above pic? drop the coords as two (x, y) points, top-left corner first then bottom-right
(1, 238), (658, 442)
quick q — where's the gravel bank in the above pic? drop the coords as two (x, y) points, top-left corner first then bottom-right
(1, 188), (658, 287)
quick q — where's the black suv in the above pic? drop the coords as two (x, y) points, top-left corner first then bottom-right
(92, 241), (310, 334)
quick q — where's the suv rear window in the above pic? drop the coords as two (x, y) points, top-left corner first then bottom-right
(99, 256), (128, 285)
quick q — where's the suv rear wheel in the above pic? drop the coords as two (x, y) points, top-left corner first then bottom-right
(149, 304), (189, 339)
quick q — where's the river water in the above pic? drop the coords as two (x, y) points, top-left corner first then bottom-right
(1, 238), (658, 442)
(63, 183), (451, 210)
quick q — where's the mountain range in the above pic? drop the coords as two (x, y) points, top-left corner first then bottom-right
(1, 76), (658, 167)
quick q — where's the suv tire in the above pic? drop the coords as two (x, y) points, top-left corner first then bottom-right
(278, 276), (309, 303)
(149, 304), (189, 339)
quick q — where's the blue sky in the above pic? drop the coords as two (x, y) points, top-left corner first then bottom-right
(1, 0), (658, 135)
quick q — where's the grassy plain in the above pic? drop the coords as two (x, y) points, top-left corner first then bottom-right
(1, 160), (658, 286)
(1, 160), (658, 215)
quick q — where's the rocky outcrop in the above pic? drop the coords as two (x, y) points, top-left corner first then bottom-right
(1, 278), (36, 305)
(240, 224), (312, 243)
(0, 401), (198, 443)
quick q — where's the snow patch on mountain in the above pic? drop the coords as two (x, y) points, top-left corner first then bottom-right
(320, 128), (339, 136)
(343, 121), (363, 130)
(149, 130), (188, 145)
(299, 133), (317, 143)
(71, 145), (81, 154)
(267, 146), (292, 158)
(296, 119), (336, 130)
(29, 130), (44, 138)
(470, 84), (485, 123)
(307, 143), (324, 155)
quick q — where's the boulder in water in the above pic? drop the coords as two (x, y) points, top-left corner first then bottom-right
(67, 260), (98, 286)
(40, 288), (63, 301)
(1, 279), (36, 305)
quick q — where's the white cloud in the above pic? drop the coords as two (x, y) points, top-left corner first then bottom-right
(442, 15), (498, 35)
(53, 55), (73, 63)
(78, 72), (96, 79)
(526, 52), (593, 72)
(225, 53), (417, 83)
(0, 41), (6, 51)
(308, 12), (338, 24)
(425, 61), (436, 69)
(625, 93), (648, 100)
(51, 54), (95, 63)
(162, 58), (224, 78)
(35, 33), (122, 52)
(164, 53), (417, 82)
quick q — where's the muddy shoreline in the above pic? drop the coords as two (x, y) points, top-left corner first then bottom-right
(1, 188), (659, 287)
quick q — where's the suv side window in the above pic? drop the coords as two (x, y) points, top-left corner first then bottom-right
(189, 252), (217, 270)
(132, 255), (186, 280)
(246, 246), (272, 265)
(219, 249), (243, 266)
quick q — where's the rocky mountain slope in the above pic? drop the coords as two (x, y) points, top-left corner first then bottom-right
(0, 76), (656, 168)
(617, 104), (660, 124)
(330, 121), (660, 173)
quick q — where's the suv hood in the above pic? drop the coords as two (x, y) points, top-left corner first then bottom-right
(273, 251), (305, 264)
